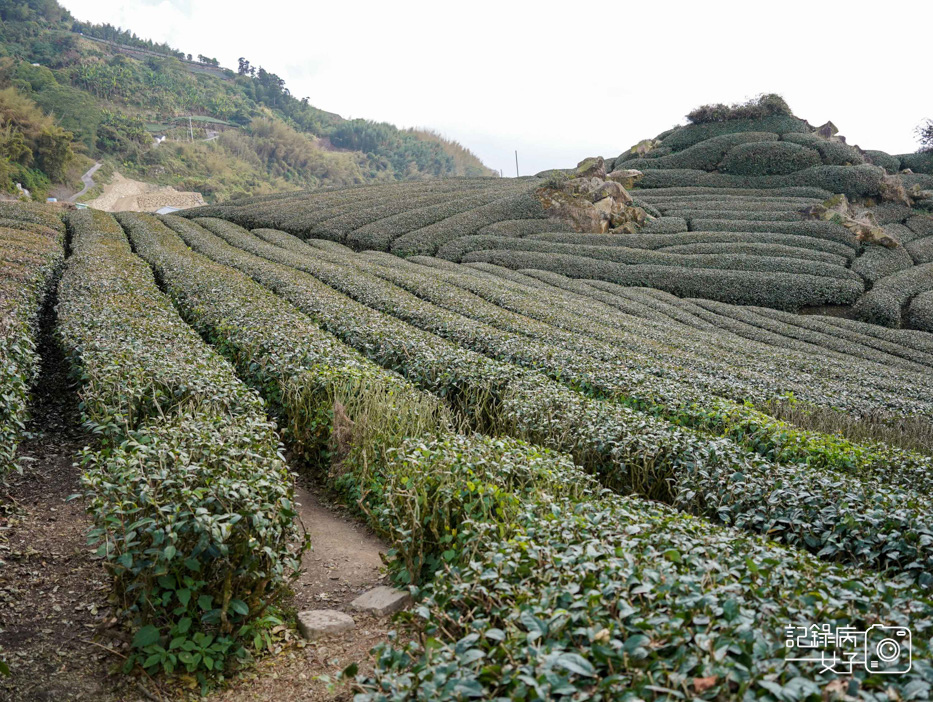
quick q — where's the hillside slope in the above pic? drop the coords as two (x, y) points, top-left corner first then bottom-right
(185, 96), (933, 330)
(0, 0), (495, 201)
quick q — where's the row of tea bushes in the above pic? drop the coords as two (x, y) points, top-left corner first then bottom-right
(357, 480), (933, 699)
(635, 164), (888, 199)
(440, 236), (857, 282)
(192, 224), (933, 582)
(57, 210), (302, 681)
(853, 263), (933, 327)
(125, 214), (445, 470)
(459, 248), (865, 310)
(351, 253), (933, 487)
(0, 202), (64, 473)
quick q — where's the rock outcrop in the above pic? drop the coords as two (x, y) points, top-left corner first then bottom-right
(536, 158), (647, 234)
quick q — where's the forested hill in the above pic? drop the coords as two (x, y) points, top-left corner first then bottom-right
(0, 0), (495, 202)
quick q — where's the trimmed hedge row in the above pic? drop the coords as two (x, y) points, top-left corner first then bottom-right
(664, 209), (804, 222)
(0, 207), (64, 474)
(781, 132), (866, 166)
(653, 198), (817, 212)
(460, 249), (864, 310)
(853, 263), (933, 327)
(907, 214), (933, 238)
(906, 236), (933, 264)
(871, 203), (913, 225)
(630, 198), (662, 218)
(851, 245), (915, 284)
(529, 230), (857, 259)
(358, 482), (933, 700)
(176, 221), (933, 580)
(660, 241), (848, 265)
(720, 140), (822, 176)
(184, 178), (501, 235)
(864, 149), (902, 174)
(898, 151), (933, 174)
(444, 237), (857, 282)
(354, 435), (933, 702)
(622, 132), (779, 171)
(58, 210), (302, 680)
(476, 218), (570, 237)
(641, 216), (688, 233)
(390, 190), (547, 257)
(637, 164), (888, 199)
(632, 185), (833, 199)
(690, 219), (858, 247)
(657, 114), (810, 151)
(908, 291), (933, 332)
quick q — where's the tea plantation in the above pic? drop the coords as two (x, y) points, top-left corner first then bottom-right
(2, 100), (932, 700)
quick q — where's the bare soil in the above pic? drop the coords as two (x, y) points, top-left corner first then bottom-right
(84, 173), (205, 213)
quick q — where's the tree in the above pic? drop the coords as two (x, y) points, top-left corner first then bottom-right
(918, 119), (933, 153)
(237, 57), (251, 75)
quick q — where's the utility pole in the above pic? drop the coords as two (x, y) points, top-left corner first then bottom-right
(515, 150), (519, 178)
(188, 115), (194, 142)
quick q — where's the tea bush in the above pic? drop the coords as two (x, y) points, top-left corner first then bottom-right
(58, 210), (302, 682)
(719, 141), (822, 176)
(853, 263), (933, 327)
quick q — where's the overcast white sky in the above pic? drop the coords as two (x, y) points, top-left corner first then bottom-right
(60, 0), (933, 176)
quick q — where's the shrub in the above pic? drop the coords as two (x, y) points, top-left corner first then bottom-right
(907, 236), (933, 264)
(631, 198), (662, 218)
(898, 151), (933, 174)
(357, 490), (933, 701)
(907, 214), (933, 239)
(623, 132), (779, 171)
(528, 230), (856, 259)
(864, 150), (902, 174)
(637, 164), (887, 199)
(690, 219), (857, 247)
(853, 263), (933, 327)
(658, 114), (810, 152)
(59, 210), (302, 681)
(719, 141), (822, 176)
(633, 185), (833, 199)
(908, 291), (933, 332)
(476, 218), (571, 237)
(851, 245), (914, 284)
(685, 93), (794, 124)
(781, 132), (866, 166)
(390, 191), (546, 257)
(641, 216), (688, 233)
(660, 241), (847, 265)
(0, 207), (63, 474)
(461, 249), (864, 310)
(871, 203), (912, 225)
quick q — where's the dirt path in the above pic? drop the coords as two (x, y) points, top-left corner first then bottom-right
(84, 173), (205, 213)
(0, 305), (135, 702)
(67, 163), (102, 203)
(209, 486), (394, 702)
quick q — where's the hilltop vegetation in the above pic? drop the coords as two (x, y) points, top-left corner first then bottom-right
(0, 0), (494, 201)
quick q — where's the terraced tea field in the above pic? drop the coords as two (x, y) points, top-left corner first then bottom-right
(2, 106), (933, 700)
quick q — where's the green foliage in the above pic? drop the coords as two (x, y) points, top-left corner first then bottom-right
(898, 150), (933, 174)
(864, 149), (902, 174)
(357, 489), (932, 701)
(719, 140), (822, 176)
(686, 93), (793, 124)
(781, 132), (866, 166)
(0, 201), (63, 474)
(58, 210), (303, 683)
(637, 164), (888, 199)
(908, 290), (933, 332)
(624, 131), (780, 171)
(853, 262), (933, 327)
(658, 114), (809, 152)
